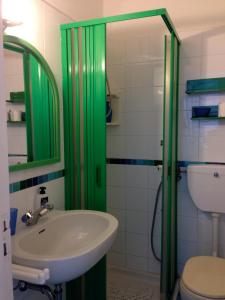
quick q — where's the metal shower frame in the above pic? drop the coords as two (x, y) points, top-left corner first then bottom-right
(61, 8), (180, 300)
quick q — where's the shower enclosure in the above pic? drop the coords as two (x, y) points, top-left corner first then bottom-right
(61, 8), (180, 300)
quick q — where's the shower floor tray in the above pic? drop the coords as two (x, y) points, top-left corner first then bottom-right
(107, 267), (160, 300)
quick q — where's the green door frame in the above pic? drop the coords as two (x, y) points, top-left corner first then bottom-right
(61, 8), (180, 300)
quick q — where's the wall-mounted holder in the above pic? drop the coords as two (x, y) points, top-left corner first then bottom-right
(106, 94), (120, 126)
(191, 105), (225, 120)
(186, 77), (225, 94)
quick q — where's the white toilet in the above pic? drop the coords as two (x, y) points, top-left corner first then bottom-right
(180, 164), (225, 300)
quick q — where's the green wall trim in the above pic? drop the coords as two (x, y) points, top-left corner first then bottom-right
(9, 158), (60, 172)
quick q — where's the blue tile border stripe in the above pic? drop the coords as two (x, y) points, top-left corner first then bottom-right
(107, 158), (162, 166)
(10, 160), (225, 193)
(9, 169), (65, 193)
(107, 158), (225, 167)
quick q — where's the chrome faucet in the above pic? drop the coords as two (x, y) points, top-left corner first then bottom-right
(21, 203), (54, 226)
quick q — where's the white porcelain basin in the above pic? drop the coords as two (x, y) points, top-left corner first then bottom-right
(12, 210), (118, 284)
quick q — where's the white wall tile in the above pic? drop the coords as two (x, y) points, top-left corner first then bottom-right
(199, 135), (225, 162)
(148, 189), (162, 214)
(124, 111), (162, 136)
(218, 220), (225, 257)
(197, 241), (211, 256)
(148, 258), (160, 274)
(125, 34), (151, 64)
(201, 54), (225, 78)
(177, 174), (188, 193)
(202, 29), (225, 56)
(108, 252), (126, 267)
(197, 215), (212, 244)
(148, 166), (162, 190)
(124, 135), (151, 159)
(107, 135), (126, 158)
(150, 135), (163, 160)
(107, 186), (126, 210)
(178, 190), (198, 218)
(151, 211), (161, 237)
(149, 236), (161, 261)
(199, 93), (225, 106)
(178, 216), (198, 242)
(107, 164), (125, 187)
(108, 208), (126, 232)
(107, 35), (125, 65)
(218, 243), (225, 258)
(180, 33), (203, 58)
(124, 86), (153, 112)
(178, 135), (199, 161)
(127, 255), (148, 272)
(126, 211), (148, 235)
(152, 60), (164, 87)
(125, 187), (148, 212)
(107, 65), (125, 90)
(179, 110), (200, 137)
(150, 31), (165, 61)
(125, 165), (148, 188)
(152, 87), (164, 111)
(111, 231), (126, 253)
(125, 63), (152, 88)
(126, 233), (148, 257)
(179, 85), (199, 111)
(177, 240), (198, 265)
(179, 57), (201, 85)
(199, 119), (225, 137)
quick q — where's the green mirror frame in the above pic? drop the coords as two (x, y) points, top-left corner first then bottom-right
(4, 35), (60, 172)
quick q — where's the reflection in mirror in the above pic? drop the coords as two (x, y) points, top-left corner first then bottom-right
(4, 35), (60, 171)
(4, 48), (27, 165)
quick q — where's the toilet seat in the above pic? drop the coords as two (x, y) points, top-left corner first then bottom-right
(180, 280), (221, 300)
(181, 256), (225, 299)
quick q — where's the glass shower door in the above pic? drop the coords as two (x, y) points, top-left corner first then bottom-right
(161, 32), (179, 298)
(61, 9), (180, 300)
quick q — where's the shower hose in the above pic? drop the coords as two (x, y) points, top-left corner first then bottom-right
(151, 170), (182, 263)
(150, 180), (162, 263)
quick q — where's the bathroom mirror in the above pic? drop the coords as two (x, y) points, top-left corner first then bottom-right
(4, 35), (60, 171)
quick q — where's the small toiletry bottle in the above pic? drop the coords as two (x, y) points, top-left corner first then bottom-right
(36, 186), (48, 208)
(219, 103), (225, 117)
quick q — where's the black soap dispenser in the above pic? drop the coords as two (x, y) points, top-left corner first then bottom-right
(38, 186), (49, 207)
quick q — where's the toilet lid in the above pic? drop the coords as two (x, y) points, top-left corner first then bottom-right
(182, 256), (225, 298)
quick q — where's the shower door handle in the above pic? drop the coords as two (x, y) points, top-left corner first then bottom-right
(96, 166), (101, 187)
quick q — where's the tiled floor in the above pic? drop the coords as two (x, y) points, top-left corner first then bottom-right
(107, 267), (160, 300)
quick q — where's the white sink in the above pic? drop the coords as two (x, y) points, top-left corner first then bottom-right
(12, 210), (118, 284)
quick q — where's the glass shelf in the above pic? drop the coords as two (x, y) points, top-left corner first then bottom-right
(191, 117), (225, 120)
(186, 77), (225, 94)
(7, 120), (25, 124)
